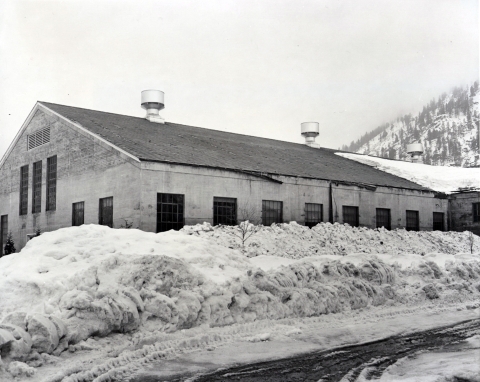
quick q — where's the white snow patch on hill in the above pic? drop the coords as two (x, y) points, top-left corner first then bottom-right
(335, 152), (480, 193)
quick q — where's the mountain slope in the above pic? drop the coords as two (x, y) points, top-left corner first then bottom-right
(342, 82), (480, 167)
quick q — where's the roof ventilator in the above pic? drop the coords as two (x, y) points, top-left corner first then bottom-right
(141, 90), (165, 124)
(406, 143), (424, 163)
(301, 122), (320, 148)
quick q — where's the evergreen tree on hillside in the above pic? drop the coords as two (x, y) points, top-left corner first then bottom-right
(343, 81), (479, 167)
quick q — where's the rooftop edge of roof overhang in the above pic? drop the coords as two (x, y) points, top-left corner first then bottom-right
(138, 157), (434, 193)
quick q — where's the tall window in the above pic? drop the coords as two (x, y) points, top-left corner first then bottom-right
(376, 208), (391, 230)
(32, 161), (42, 213)
(72, 202), (85, 226)
(262, 200), (283, 226)
(99, 197), (113, 228)
(213, 197), (237, 226)
(19, 165), (29, 215)
(343, 206), (359, 227)
(305, 203), (323, 228)
(473, 203), (480, 223)
(433, 212), (444, 231)
(46, 156), (57, 211)
(0, 215), (7, 255)
(157, 193), (184, 232)
(406, 210), (419, 231)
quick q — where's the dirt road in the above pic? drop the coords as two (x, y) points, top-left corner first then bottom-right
(138, 318), (479, 382)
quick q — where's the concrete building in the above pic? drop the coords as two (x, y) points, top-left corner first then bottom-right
(448, 190), (480, 236)
(0, 92), (448, 253)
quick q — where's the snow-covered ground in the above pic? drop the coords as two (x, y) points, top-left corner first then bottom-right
(0, 223), (479, 381)
(336, 152), (480, 193)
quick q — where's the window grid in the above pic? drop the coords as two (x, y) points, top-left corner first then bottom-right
(213, 197), (237, 226)
(72, 202), (85, 227)
(473, 203), (480, 223)
(19, 165), (29, 215)
(433, 212), (444, 231)
(343, 206), (359, 227)
(32, 161), (42, 213)
(376, 208), (391, 230)
(305, 203), (323, 228)
(0, 215), (7, 255)
(27, 127), (51, 150)
(99, 197), (113, 228)
(406, 210), (419, 231)
(46, 156), (57, 211)
(262, 200), (283, 226)
(157, 193), (185, 232)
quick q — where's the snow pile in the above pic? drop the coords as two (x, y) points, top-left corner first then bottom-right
(0, 223), (479, 375)
(182, 221), (479, 258)
(335, 152), (480, 193)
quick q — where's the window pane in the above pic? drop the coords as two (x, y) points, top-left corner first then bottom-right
(213, 197), (237, 226)
(406, 210), (419, 231)
(262, 200), (283, 226)
(0, 215), (8, 255)
(473, 203), (480, 223)
(46, 156), (57, 211)
(19, 165), (29, 215)
(157, 193), (185, 232)
(376, 208), (391, 230)
(32, 161), (42, 213)
(343, 206), (359, 227)
(305, 203), (323, 228)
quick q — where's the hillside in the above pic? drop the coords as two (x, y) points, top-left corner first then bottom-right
(342, 82), (480, 167)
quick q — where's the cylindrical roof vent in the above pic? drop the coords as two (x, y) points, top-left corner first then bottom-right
(141, 90), (165, 123)
(301, 122), (320, 147)
(406, 143), (424, 163)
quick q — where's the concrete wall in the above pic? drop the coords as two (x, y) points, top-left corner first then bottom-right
(448, 191), (480, 235)
(0, 107), (141, 252)
(139, 161), (447, 233)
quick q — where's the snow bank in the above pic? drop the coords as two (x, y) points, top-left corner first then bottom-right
(335, 152), (480, 193)
(0, 223), (479, 376)
(183, 221), (479, 258)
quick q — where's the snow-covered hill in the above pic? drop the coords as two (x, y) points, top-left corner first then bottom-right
(342, 82), (480, 167)
(335, 152), (480, 193)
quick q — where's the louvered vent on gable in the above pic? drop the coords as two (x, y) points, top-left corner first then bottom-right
(27, 127), (51, 150)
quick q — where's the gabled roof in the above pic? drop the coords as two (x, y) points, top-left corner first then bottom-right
(39, 102), (431, 191)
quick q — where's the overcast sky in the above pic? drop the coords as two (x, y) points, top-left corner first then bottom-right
(0, 0), (478, 159)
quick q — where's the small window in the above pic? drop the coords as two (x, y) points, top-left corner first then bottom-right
(376, 208), (391, 230)
(343, 206), (359, 227)
(32, 161), (42, 214)
(99, 197), (113, 228)
(0, 215), (8, 256)
(433, 212), (444, 231)
(213, 197), (237, 226)
(72, 202), (85, 226)
(473, 203), (480, 223)
(46, 156), (57, 211)
(262, 200), (283, 226)
(19, 165), (29, 215)
(406, 210), (419, 231)
(305, 203), (323, 228)
(157, 193), (184, 232)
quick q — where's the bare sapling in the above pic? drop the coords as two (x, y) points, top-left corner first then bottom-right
(467, 231), (475, 254)
(232, 203), (262, 249)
